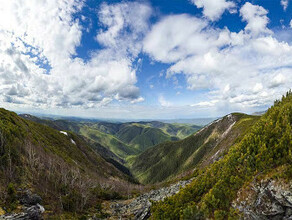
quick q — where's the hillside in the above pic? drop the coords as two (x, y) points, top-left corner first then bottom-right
(79, 121), (200, 154)
(130, 113), (260, 184)
(115, 124), (178, 151)
(20, 116), (201, 161)
(151, 92), (292, 219)
(134, 121), (201, 139)
(79, 125), (140, 160)
(0, 109), (136, 218)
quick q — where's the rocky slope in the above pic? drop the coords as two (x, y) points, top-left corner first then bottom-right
(0, 190), (45, 220)
(107, 178), (194, 219)
(233, 178), (292, 219)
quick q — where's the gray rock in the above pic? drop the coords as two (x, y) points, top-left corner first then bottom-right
(0, 204), (45, 220)
(19, 191), (42, 206)
(233, 179), (292, 220)
(111, 178), (194, 219)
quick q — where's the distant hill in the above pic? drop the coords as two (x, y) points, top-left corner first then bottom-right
(252, 110), (267, 115)
(130, 113), (260, 184)
(161, 118), (218, 126)
(19, 115), (202, 161)
(79, 125), (139, 159)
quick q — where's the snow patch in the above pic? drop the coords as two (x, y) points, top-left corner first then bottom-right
(70, 139), (76, 145)
(60, 131), (68, 136)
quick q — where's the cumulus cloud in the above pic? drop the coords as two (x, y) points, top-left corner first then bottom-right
(143, 14), (227, 63)
(0, 0), (151, 109)
(190, 0), (236, 21)
(97, 2), (151, 57)
(240, 2), (271, 36)
(144, 2), (292, 112)
(281, 0), (289, 11)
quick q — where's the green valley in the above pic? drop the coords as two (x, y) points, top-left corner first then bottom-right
(130, 113), (260, 184)
(20, 115), (201, 162)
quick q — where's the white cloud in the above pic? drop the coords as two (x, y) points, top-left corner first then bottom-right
(143, 14), (228, 63)
(130, 96), (144, 104)
(240, 2), (271, 36)
(97, 2), (152, 57)
(191, 100), (219, 108)
(190, 0), (236, 21)
(281, 0), (289, 11)
(0, 0), (151, 109)
(158, 95), (172, 107)
(143, 2), (292, 112)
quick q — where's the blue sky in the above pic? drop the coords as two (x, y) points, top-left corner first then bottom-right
(0, 0), (292, 119)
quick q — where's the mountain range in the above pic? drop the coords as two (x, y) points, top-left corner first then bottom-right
(0, 92), (292, 219)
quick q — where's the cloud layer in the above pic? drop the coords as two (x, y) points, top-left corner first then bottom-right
(0, 0), (291, 118)
(143, 2), (292, 111)
(0, 0), (150, 109)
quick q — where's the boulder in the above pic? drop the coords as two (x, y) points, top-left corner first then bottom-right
(110, 178), (194, 219)
(233, 179), (292, 219)
(0, 204), (45, 220)
(19, 190), (42, 206)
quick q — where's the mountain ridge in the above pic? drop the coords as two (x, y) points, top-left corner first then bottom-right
(130, 113), (259, 184)
(151, 91), (292, 219)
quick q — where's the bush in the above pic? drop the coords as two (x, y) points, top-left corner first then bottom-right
(6, 183), (17, 211)
(151, 91), (292, 218)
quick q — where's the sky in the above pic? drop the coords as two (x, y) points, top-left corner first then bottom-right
(0, 0), (292, 120)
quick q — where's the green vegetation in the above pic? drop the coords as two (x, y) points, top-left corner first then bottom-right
(116, 124), (178, 151)
(79, 126), (139, 159)
(20, 116), (201, 161)
(79, 121), (201, 159)
(130, 113), (259, 184)
(151, 91), (292, 219)
(0, 109), (134, 217)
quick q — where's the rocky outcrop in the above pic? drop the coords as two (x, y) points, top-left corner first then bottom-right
(110, 178), (194, 219)
(0, 190), (44, 220)
(19, 190), (42, 207)
(233, 179), (292, 219)
(0, 204), (45, 220)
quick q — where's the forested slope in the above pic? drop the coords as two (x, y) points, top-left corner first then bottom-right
(131, 113), (259, 184)
(151, 92), (292, 219)
(0, 109), (136, 218)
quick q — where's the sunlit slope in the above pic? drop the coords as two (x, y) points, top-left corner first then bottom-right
(20, 116), (201, 161)
(115, 124), (178, 151)
(130, 113), (259, 184)
(79, 125), (140, 159)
